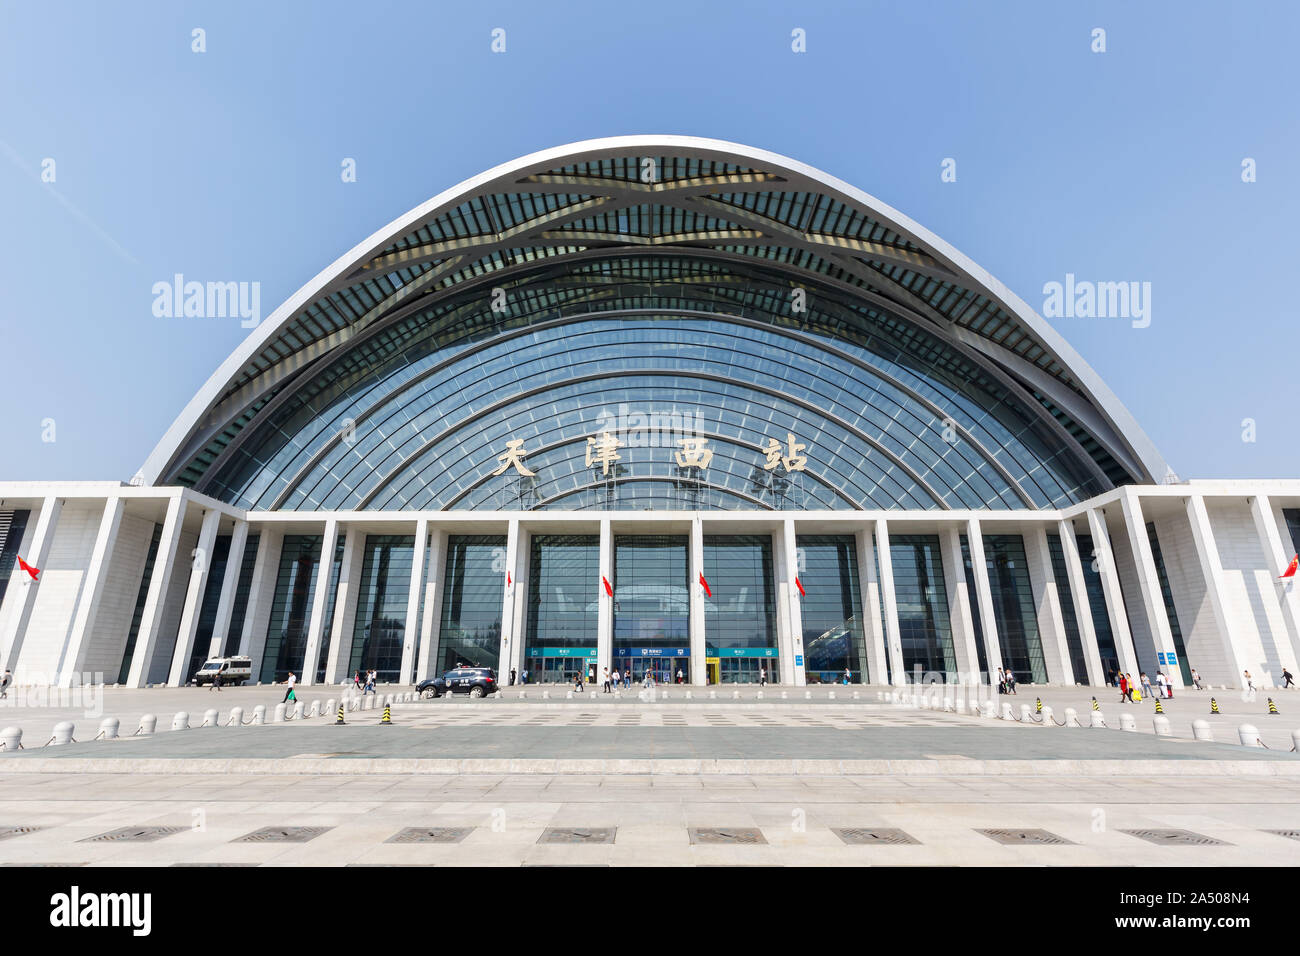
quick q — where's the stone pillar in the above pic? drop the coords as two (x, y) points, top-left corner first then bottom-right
(57, 495), (125, 684)
(237, 528), (282, 662)
(323, 527), (363, 684)
(509, 527), (531, 679)
(1119, 492), (1183, 688)
(1185, 494), (1250, 686)
(1023, 523), (1073, 684)
(1085, 507), (1140, 676)
(126, 495), (187, 688)
(208, 518), (249, 659)
(400, 518), (428, 685)
(0, 495), (63, 672)
(597, 519), (612, 681)
(689, 516), (706, 686)
(941, 525), (980, 683)
(498, 519), (521, 679)
(875, 519), (905, 685)
(779, 518), (806, 686)
(299, 518), (339, 687)
(416, 528), (445, 682)
(1058, 518), (1104, 685)
(856, 526), (888, 685)
(966, 518), (1002, 686)
(167, 506), (223, 686)
(1250, 496), (1300, 675)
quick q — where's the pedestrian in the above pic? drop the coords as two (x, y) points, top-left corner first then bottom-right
(1155, 671), (1166, 700)
(521, 668), (528, 684)
(1124, 673), (1136, 702)
(602, 667), (612, 694)
(574, 670), (583, 693)
(282, 671), (296, 703)
(996, 667), (1006, 695)
(510, 668), (517, 686)
(1283, 668), (1295, 689)
(1118, 673), (1128, 703)
(1006, 669), (1017, 695)
(1244, 670), (1255, 699)
(1140, 672), (1152, 700)
(0, 669), (9, 699)
(759, 665), (767, 687)
(843, 667), (851, 685)
(210, 664), (223, 692)
(354, 670), (362, 693)
(1191, 667), (1202, 691)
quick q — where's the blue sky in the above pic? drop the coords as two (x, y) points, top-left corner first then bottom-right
(1, 0), (1296, 483)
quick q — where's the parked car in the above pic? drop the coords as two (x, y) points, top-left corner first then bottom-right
(193, 656), (253, 686)
(417, 667), (497, 699)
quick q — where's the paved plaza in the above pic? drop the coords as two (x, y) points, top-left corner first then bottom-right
(0, 684), (1295, 865)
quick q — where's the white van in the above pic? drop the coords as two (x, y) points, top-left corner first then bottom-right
(193, 656), (253, 686)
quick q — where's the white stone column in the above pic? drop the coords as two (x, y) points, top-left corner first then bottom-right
(1186, 494), (1250, 686)
(57, 495), (124, 684)
(0, 495), (63, 672)
(399, 519), (428, 685)
(1023, 524), (1073, 684)
(941, 525), (980, 683)
(773, 527), (796, 685)
(509, 527), (531, 680)
(208, 519), (249, 659)
(1085, 507), (1140, 677)
(126, 495), (187, 688)
(1119, 492), (1183, 688)
(597, 520), (613, 681)
(856, 526), (888, 684)
(1251, 496), (1300, 675)
(324, 527), (363, 684)
(498, 519), (521, 679)
(875, 519), (905, 685)
(416, 528), (445, 681)
(239, 529), (283, 667)
(299, 518), (339, 687)
(1058, 518), (1104, 684)
(966, 519), (1002, 686)
(780, 519), (806, 686)
(689, 516), (706, 686)
(167, 507), (222, 686)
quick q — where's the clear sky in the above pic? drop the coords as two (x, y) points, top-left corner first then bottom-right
(1, 0), (1296, 484)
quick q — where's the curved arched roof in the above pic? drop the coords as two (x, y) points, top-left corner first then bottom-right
(141, 135), (1167, 505)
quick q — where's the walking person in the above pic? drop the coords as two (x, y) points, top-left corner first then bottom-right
(996, 667), (1006, 695)
(1191, 667), (1202, 691)
(1155, 671), (1166, 700)
(282, 671), (297, 704)
(354, 670), (362, 693)
(1124, 673), (1135, 702)
(759, 665), (767, 687)
(1006, 669), (1017, 695)
(1118, 673), (1129, 703)
(676, 667), (683, 685)
(602, 667), (612, 694)
(843, 667), (851, 686)
(510, 668), (517, 686)
(521, 668), (528, 685)
(0, 669), (10, 699)
(1140, 672), (1153, 700)
(1283, 667), (1295, 689)
(210, 664), (223, 692)
(1244, 669), (1255, 700)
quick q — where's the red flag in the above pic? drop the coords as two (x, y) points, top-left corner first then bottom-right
(1282, 555), (1298, 579)
(506, 571), (512, 587)
(699, 572), (711, 597)
(16, 557), (39, 582)
(795, 576), (805, 597)
(602, 575), (613, 597)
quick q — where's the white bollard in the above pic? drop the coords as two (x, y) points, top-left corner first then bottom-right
(780, 691), (788, 699)
(943, 696), (953, 711)
(0, 727), (21, 750)
(542, 690), (550, 700)
(565, 691), (573, 699)
(307, 700), (319, 718)
(805, 690), (812, 700)
(982, 700), (996, 719)
(1001, 702), (1014, 720)
(1064, 707), (1079, 727)
(228, 706), (244, 726)
(1292, 728), (1300, 752)
(684, 691), (691, 699)
(201, 708), (218, 728)
(252, 704), (266, 725)
(137, 714), (157, 736)
(828, 690), (836, 700)
(756, 691), (764, 700)
(1040, 705), (1054, 726)
(1191, 718), (1213, 742)
(1238, 723), (1262, 748)
(876, 691), (884, 702)
(273, 703), (286, 722)
(1153, 715), (1172, 737)
(590, 691), (597, 700)
(1090, 711), (1105, 728)
(293, 700), (305, 719)
(519, 690), (527, 699)
(733, 690), (740, 700)
(324, 699), (336, 718)
(171, 711), (190, 731)
(709, 690), (717, 699)
(98, 717), (120, 740)
(51, 721), (75, 745)
(1019, 704), (1032, 722)
(1119, 712), (1137, 732)
(852, 691), (860, 700)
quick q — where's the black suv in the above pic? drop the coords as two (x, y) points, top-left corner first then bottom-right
(418, 667), (498, 699)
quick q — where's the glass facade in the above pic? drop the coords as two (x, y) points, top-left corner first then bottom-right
(0, 510), (30, 607)
(796, 535), (867, 683)
(223, 533), (259, 658)
(260, 535), (322, 684)
(347, 535), (414, 683)
(703, 535), (778, 684)
(613, 535), (690, 683)
(1074, 534), (1122, 683)
(438, 535), (505, 673)
(118, 524), (163, 685)
(962, 534), (1048, 684)
(890, 534), (956, 678)
(525, 534), (599, 682)
(186, 534), (232, 682)
(1047, 533), (1090, 682)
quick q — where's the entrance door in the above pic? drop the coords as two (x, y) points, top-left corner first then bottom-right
(706, 659), (719, 684)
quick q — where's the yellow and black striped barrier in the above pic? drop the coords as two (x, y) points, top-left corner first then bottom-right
(1210, 697), (1220, 715)
(380, 703), (393, 725)
(1268, 697), (1279, 716)
(1035, 697), (1042, 715)
(1091, 696), (1099, 711)
(1154, 698), (1164, 715)
(335, 704), (346, 725)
